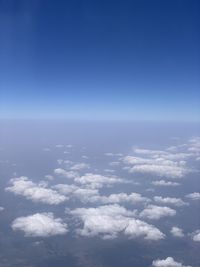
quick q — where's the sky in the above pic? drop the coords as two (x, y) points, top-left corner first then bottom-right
(0, 0), (199, 121)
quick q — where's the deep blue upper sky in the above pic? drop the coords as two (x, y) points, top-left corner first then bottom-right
(0, 0), (199, 121)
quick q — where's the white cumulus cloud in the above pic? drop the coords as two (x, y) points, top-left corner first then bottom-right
(170, 227), (184, 237)
(154, 196), (188, 207)
(140, 205), (176, 220)
(152, 257), (192, 267)
(5, 177), (66, 205)
(129, 164), (186, 179)
(54, 168), (78, 179)
(68, 204), (165, 240)
(70, 163), (90, 171)
(12, 213), (68, 237)
(74, 173), (127, 189)
(191, 230), (200, 242)
(88, 192), (150, 205)
(123, 144), (191, 179)
(186, 192), (200, 200)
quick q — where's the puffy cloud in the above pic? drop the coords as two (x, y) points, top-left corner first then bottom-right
(191, 230), (200, 242)
(187, 137), (200, 154)
(152, 257), (192, 267)
(68, 205), (165, 240)
(70, 163), (90, 171)
(105, 153), (115, 156)
(170, 227), (184, 237)
(0, 206), (4, 211)
(74, 173), (126, 189)
(123, 143), (192, 179)
(5, 177), (66, 205)
(54, 183), (101, 203)
(152, 180), (180, 187)
(88, 192), (150, 205)
(66, 144), (73, 148)
(186, 192), (200, 200)
(134, 148), (192, 160)
(72, 188), (100, 203)
(54, 181), (148, 205)
(11, 213), (68, 237)
(53, 184), (79, 195)
(124, 156), (153, 165)
(140, 205), (176, 220)
(154, 196), (188, 207)
(105, 153), (123, 157)
(133, 148), (165, 156)
(54, 168), (78, 179)
(128, 164), (186, 179)
(64, 160), (73, 165)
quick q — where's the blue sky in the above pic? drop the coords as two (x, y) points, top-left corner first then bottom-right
(0, 0), (199, 121)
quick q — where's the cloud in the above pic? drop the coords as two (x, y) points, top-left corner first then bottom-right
(11, 213), (68, 237)
(72, 188), (100, 203)
(170, 227), (184, 237)
(70, 163), (90, 171)
(54, 183), (101, 203)
(55, 144), (64, 148)
(128, 164), (186, 178)
(123, 143), (192, 179)
(66, 144), (73, 148)
(57, 159), (64, 165)
(187, 137), (200, 154)
(140, 205), (176, 220)
(154, 196), (188, 207)
(105, 153), (115, 156)
(88, 192), (150, 205)
(152, 180), (180, 187)
(43, 147), (51, 152)
(53, 183), (79, 195)
(191, 230), (200, 242)
(54, 168), (78, 179)
(152, 257), (192, 267)
(82, 155), (89, 159)
(54, 181), (148, 205)
(124, 156), (153, 165)
(74, 173), (127, 189)
(0, 207), (4, 211)
(133, 148), (165, 156)
(186, 192), (200, 200)
(5, 177), (66, 205)
(134, 148), (192, 160)
(44, 175), (54, 180)
(54, 183), (99, 196)
(68, 204), (165, 240)
(109, 161), (120, 167)
(105, 153), (123, 157)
